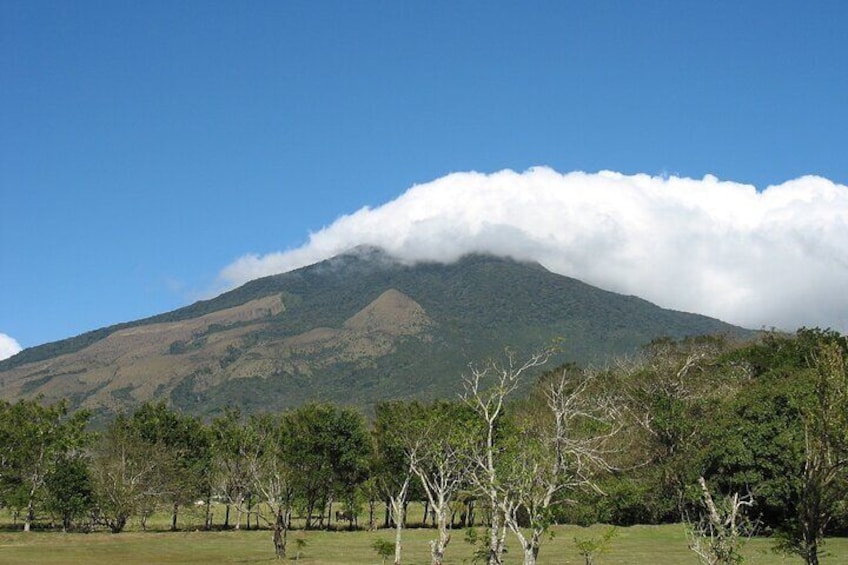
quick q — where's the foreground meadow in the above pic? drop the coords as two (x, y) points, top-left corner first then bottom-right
(0, 523), (846, 564)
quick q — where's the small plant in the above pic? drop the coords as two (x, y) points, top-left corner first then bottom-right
(462, 527), (489, 564)
(293, 537), (307, 561)
(372, 538), (395, 565)
(573, 526), (617, 565)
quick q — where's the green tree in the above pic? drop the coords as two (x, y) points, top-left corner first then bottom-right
(0, 398), (90, 531)
(284, 403), (370, 530)
(210, 407), (253, 529)
(706, 329), (848, 565)
(44, 453), (94, 532)
(322, 406), (370, 529)
(243, 413), (295, 558)
(90, 414), (166, 533)
(573, 526), (618, 565)
(128, 402), (212, 530)
(778, 340), (848, 564)
(618, 336), (737, 522)
(373, 538), (396, 565)
(705, 366), (804, 530)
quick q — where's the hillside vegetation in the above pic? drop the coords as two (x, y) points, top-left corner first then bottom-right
(0, 248), (748, 420)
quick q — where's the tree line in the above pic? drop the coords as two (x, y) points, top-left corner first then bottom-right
(0, 328), (846, 565)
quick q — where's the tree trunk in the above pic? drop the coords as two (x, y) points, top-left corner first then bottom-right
(485, 422), (504, 565)
(272, 524), (286, 559)
(389, 476), (410, 565)
(807, 549), (819, 565)
(23, 500), (34, 532)
(487, 522), (499, 565)
(23, 482), (38, 532)
(487, 504), (504, 565)
(804, 534), (820, 565)
(316, 496), (326, 529)
(272, 508), (289, 559)
(393, 502), (405, 565)
(305, 500), (315, 529)
(204, 494), (213, 530)
(522, 530), (542, 565)
(429, 509), (451, 565)
(111, 513), (128, 534)
(171, 502), (179, 531)
(523, 546), (537, 565)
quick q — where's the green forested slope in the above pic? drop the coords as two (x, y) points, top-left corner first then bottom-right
(0, 248), (750, 416)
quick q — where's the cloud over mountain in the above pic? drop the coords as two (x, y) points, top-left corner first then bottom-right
(0, 333), (22, 361)
(220, 168), (848, 333)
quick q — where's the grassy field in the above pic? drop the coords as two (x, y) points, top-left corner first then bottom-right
(0, 522), (846, 564)
(1, 505), (845, 564)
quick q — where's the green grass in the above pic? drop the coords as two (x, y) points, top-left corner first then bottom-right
(0, 522), (845, 564)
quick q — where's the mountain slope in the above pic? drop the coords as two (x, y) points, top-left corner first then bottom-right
(0, 248), (750, 419)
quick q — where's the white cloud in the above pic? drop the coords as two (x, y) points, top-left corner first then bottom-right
(0, 333), (22, 361)
(220, 168), (848, 333)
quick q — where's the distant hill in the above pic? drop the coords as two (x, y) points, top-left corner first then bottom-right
(0, 247), (750, 420)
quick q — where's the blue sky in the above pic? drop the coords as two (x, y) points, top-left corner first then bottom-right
(2, 1), (847, 356)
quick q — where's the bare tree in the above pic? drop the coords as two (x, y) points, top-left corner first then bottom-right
(498, 367), (621, 565)
(407, 402), (475, 565)
(461, 347), (553, 565)
(373, 401), (419, 565)
(387, 473), (412, 565)
(685, 476), (756, 565)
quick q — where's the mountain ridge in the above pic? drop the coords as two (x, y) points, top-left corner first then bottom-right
(0, 248), (751, 419)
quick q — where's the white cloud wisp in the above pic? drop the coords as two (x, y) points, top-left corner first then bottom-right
(0, 333), (22, 361)
(220, 168), (848, 333)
